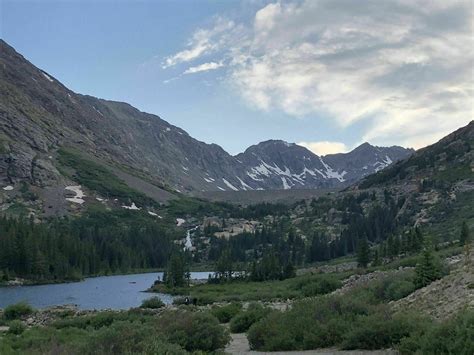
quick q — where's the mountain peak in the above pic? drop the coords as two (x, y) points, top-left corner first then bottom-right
(0, 39), (416, 198)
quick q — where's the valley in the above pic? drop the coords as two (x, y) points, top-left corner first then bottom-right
(1, 39), (473, 355)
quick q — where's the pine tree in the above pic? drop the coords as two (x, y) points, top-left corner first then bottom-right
(414, 227), (424, 252)
(414, 240), (442, 288)
(372, 249), (381, 267)
(164, 252), (188, 288)
(459, 221), (470, 246)
(357, 237), (370, 268)
(216, 249), (233, 281)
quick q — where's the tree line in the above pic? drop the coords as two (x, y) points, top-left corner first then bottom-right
(0, 210), (179, 281)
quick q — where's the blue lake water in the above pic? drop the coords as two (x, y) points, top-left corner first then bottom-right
(0, 272), (213, 310)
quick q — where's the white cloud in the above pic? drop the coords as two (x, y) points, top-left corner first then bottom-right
(162, 18), (234, 68)
(183, 61), (224, 75)
(163, 0), (474, 149)
(297, 141), (348, 156)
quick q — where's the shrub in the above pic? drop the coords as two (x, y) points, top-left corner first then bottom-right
(3, 302), (34, 320)
(7, 320), (26, 335)
(211, 303), (242, 323)
(195, 295), (216, 305)
(88, 312), (117, 329)
(342, 311), (430, 350)
(248, 312), (298, 351)
(142, 338), (187, 355)
(299, 276), (342, 297)
(140, 297), (165, 309)
(53, 311), (124, 330)
(159, 310), (230, 352)
(229, 303), (272, 333)
(247, 297), (363, 351)
(398, 309), (474, 355)
(384, 280), (416, 301)
(348, 271), (417, 303)
(82, 320), (160, 354)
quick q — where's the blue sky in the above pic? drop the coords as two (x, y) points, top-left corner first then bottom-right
(2, 0), (472, 155)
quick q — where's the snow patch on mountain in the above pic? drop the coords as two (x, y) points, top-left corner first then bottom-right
(281, 177), (292, 190)
(237, 177), (253, 190)
(319, 158), (347, 182)
(65, 185), (85, 204)
(42, 72), (54, 82)
(222, 178), (239, 191)
(122, 202), (140, 210)
(92, 106), (104, 117)
(247, 171), (264, 181)
(374, 155), (394, 172)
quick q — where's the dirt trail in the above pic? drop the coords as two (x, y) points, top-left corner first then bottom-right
(224, 332), (398, 355)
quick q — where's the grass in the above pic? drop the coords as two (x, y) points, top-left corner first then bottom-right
(152, 272), (346, 304)
(57, 147), (157, 207)
(166, 196), (232, 218)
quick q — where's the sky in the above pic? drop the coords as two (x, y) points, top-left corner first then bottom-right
(1, 0), (473, 155)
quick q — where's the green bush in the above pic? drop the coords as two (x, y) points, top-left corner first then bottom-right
(297, 276), (342, 297)
(140, 297), (165, 309)
(247, 297), (364, 351)
(142, 338), (187, 355)
(348, 271), (417, 303)
(3, 309), (228, 354)
(3, 302), (34, 320)
(82, 320), (176, 354)
(195, 295), (217, 305)
(159, 310), (230, 352)
(53, 311), (125, 330)
(211, 303), (242, 323)
(229, 303), (272, 333)
(342, 311), (430, 350)
(7, 320), (26, 335)
(398, 309), (474, 355)
(384, 280), (416, 301)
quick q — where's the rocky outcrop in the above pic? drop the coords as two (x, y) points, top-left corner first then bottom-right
(331, 268), (413, 296)
(391, 251), (474, 320)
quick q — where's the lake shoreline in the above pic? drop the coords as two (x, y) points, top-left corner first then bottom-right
(0, 263), (216, 288)
(0, 272), (214, 310)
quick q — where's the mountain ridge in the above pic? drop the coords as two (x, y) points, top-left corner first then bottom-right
(1, 39), (414, 217)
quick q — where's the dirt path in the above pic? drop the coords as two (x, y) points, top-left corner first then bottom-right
(226, 333), (251, 354)
(224, 332), (398, 355)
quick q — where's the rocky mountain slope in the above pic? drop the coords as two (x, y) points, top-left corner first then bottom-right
(237, 140), (412, 190)
(0, 39), (412, 215)
(355, 121), (474, 237)
(358, 121), (474, 190)
(391, 250), (474, 321)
